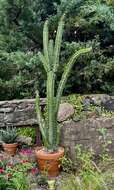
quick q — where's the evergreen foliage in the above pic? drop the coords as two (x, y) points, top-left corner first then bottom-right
(0, 0), (114, 100)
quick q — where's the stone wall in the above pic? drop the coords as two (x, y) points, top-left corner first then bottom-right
(60, 94), (114, 159)
(0, 94), (114, 158)
(61, 117), (114, 159)
(0, 98), (45, 127)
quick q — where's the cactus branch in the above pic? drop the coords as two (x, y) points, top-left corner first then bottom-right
(37, 16), (92, 151)
(38, 52), (49, 72)
(53, 17), (64, 73)
(35, 90), (48, 147)
(55, 47), (92, 114)
(48, 39), (54, 68)
(43, 20), (50, 70)
(47, 71), (55, 149)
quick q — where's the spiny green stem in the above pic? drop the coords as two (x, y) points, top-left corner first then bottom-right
(47, 71), (55, 149)
(55, 47), (92, 115)
(35, 90), (48, 147)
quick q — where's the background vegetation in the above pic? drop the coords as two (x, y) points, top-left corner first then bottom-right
(0, 0), (114, 100)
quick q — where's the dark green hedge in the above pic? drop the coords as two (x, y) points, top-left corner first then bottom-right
(0, 0), (114, 100)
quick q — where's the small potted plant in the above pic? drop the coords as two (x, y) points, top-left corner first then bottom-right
(35, 15), (92, 177)
(0, 126), (18, 155)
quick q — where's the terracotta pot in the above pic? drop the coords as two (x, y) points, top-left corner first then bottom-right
(3, 143), (18, 155)
(35, 147), (64, 177)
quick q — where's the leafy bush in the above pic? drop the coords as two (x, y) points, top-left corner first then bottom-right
(59, 155), (73, 173)
(0, 148), (39, 190)
(60, 127), (114, 190)
(11, 172), (31, 190)
(0, 175), (14, 190)
(60, 173), (114, 190)
(60, 144), (114, 190)
(17, 128), (36, 144)
(0, 51), (46, 100)
(0, 0), (114, 100)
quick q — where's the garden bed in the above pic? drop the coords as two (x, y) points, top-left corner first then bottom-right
(0, 148), (40, 190)
(0, 94), (114, 189)
(1, 144), (114, 190)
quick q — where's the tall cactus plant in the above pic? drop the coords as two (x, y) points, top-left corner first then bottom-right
(35, 17), (92, 152)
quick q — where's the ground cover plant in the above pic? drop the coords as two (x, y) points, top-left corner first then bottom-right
(60, 145), (114, 190)
(0, 149), (39, 190)
(66, 94), (114, 122)
(58, 122), (114, 190)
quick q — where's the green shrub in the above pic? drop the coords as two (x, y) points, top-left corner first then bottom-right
(17, 127), (36, 143)
(0, 176), (14, 190)
(11, 172), (31, 190)
(60, 144), (114, 190)
(0, 0), (114, 100)
(0, 51), (46, 100)
(59, 155), (73, 173)
(60, 173), (114, 190)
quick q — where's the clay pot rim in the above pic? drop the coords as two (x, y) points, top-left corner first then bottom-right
(35, 146), (64, 160)
(2, 143), (18, 147)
